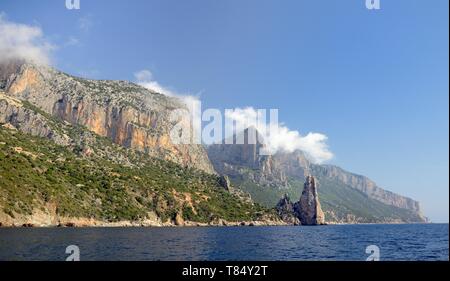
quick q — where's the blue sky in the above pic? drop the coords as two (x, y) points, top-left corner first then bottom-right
(1, 0), (448, 222)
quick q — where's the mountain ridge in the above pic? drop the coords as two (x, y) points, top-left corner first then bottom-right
(207, 128), (426, 223)
(0, 61), (215, 173)
(0, 61), (283, 227)
(0, 61), (427, 225)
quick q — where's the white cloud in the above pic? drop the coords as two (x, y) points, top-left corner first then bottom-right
(226, 107), (334, 163)
(0, 14), (55, 65)
(135, 71), (333, 163)
(134, 69), (175, 96)
(134, 69), (201, 112)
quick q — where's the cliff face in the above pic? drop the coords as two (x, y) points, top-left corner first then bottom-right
(0, 62), (214, 173)
(207, 128), (426, 223)
(207, 128), (296, 188)
(293, 176), (325, 225)
(0, 92), (69, 146)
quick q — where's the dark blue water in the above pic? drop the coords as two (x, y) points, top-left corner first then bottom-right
(0, 224), (448, 261)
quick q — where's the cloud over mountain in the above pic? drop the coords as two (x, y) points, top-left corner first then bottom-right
(0, 14), (55, 65)
(134, 69), (200, 112)
(226, 107), (333, 163)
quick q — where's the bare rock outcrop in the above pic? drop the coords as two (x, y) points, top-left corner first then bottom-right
(275, 194), (300, 225)
(207, 128), (293, 188)
(275, 176), (325, 225)
(0, 92), (70, 145)
(0, 62), (215, 173)
(294, 176), (325, 225)
(218, 175), (232, 191)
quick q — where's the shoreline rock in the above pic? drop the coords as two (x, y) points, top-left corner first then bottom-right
(0, 208), (288, 228)
(275, 175), (326, 225)
(275, 194), (300, 225)
(294, 175), (326, 225)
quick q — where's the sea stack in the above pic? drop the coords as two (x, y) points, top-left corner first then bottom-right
(294, 175), (326, 225)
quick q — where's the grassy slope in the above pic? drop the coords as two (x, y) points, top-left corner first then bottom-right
(0, 127), (267, 223)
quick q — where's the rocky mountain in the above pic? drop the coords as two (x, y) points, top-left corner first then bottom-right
(0, 60), (427, 226)
(0, 61), (282, 227)
(207, 129), (427, 223)
(0, 61), (214, 173)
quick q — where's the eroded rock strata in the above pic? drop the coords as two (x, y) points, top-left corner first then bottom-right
(1, 61), (214, 173)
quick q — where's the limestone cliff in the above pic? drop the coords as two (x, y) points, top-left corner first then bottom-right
(207, 128), (292, 188)
(0, 91), (70, 146)
(0, 61), (214, 173)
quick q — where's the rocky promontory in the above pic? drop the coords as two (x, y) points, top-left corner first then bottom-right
(276, 176), (326, 225)
(294, 176), (326, 225)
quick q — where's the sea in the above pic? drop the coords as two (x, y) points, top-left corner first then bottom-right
(0, 224), (448, 261)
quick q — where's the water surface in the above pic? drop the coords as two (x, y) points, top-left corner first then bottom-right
(0, 224), (447, 261)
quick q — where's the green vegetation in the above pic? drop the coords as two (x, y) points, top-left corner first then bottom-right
(316, 176), (424, 223)
(230, 174), (423, 223)
(0, 127), (266, 223)
(235, 179), (301, 207)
